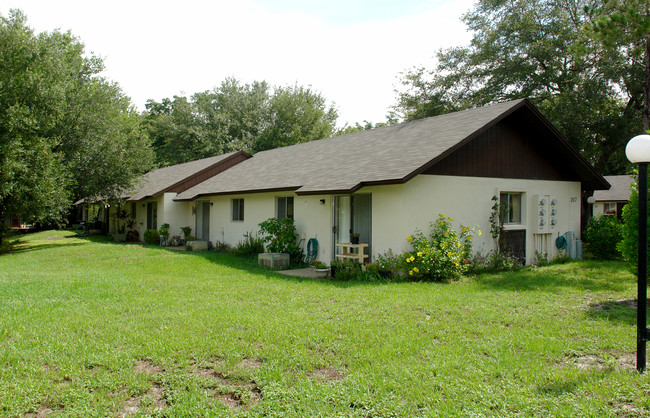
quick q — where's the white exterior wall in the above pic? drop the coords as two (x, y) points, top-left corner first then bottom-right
(366, 175), (581, 264)
(208, 193), (276, 246)
(294, 195), (333, 262)
(592, 201), (622, 218)
(592, 202), (605, 217)
(201, 192), (332, 260)
(195, 175), (582, 264)
(133, 196), (162, 239)
(130, 195), (192, 240)
(162, 193), (192, 238)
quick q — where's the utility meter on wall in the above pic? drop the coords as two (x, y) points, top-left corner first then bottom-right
(549, 197), (558, 230)
(534, 194), (550, 234)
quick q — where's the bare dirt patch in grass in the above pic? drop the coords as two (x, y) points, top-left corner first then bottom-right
(308, 367), (346, 382)
(564, 350), (635, 371)
(120, 383), (166, 416)
(24, 404), (55, 417)
(191, 363), (262, 410)
(237, 358), (263, 370)
(134, 360), (163, 375)
(610, 400), (648, 417)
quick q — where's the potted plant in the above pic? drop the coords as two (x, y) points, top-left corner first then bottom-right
(180, 226), (192, 245)
(309, 260), (321, 269)
(159, 223), (170, 246)
(350, 233), (360, 244)
(314, 262), (330, 278)
(126, 218), (139, 242)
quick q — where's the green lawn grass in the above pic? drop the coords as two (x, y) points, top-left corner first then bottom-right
(0, 230), (648, 416)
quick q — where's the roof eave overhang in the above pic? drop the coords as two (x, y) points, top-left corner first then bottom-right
(159, 151), (252, 195)
(173, 186), (301, 201)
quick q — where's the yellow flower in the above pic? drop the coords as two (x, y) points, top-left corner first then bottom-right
(409, 256), (415, 262)
(441, 213), (446, 218)
(468, 236), (473, 241)
(417, 252), (423, 257)
(478, 230), (482, 236)
(455, 262), (459, 267)
(456, 242), (462, 248)
(449, 217), (453, 221)
(447, 252), (453, 257)
(407, 235), (412, 242)
(413, 267), (419, 273)
(406, 257), (411, 263)
(409, 269), (414, 276)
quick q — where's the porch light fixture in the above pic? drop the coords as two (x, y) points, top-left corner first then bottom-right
(625, 133), (650, 373)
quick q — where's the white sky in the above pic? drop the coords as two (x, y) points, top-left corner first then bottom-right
(0, 0), (475, 126)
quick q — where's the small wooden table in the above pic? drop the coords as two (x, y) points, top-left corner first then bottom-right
(335, 243), (369, 264)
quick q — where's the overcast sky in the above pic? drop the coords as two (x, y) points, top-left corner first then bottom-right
(1, 0), (475, 126)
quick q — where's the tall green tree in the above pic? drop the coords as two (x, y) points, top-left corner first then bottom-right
(254, 84), (338, 152)
(394, 0), (648, 175)
(0, 10), (154, 244)
(144, 79), (338, 165)
(589, 0), (650, 131)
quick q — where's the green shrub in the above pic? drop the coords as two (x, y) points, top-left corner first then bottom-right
(534, 250), (549, 267)
(330, 260), (363, 281)
(375, 250), (401, 278)
(258, 217), (304, 265)
(468, 250), (524, 274)
(619, 178), (649, 265)
(583, 215), (623, 260)
(213, 241), (231, 253)
(181, 226), (192, 239)
(232, 232), (265, 257)
(144, 229), (160, 245)
(158, 223), (170, 245)
(403, 214), (477, 282)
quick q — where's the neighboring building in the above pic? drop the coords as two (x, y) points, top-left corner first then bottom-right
(91, 152), (251, 238)
(590, 175), (634, 219)
(172, 99), (608, 264)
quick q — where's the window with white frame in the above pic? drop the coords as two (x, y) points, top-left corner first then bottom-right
(603, 202), (616, 215)
(232, 198), (244, 221)
(276, 196), (294, 220)
(500, 192), (522, 224)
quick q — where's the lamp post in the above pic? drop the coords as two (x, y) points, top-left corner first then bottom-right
(625, 134), (650, 373)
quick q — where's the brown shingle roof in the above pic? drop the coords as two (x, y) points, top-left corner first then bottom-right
(175, 99), (608, 200)
(128, 151), (249, 201)
(592, 175), (633, 202)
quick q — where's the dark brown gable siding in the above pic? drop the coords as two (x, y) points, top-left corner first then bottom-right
(424, 116), (580, 182)
(164, 153), (249, 194)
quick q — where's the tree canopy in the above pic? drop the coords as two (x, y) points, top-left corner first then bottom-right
(394, 0), (649, 175)
(144, 78), (338, 166)
(0, 10), (154, 242)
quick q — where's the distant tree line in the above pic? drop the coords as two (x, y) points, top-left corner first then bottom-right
(143, 78), (338, 166)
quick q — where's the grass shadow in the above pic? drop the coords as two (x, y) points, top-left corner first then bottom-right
(586, 298), (647, 325)
(159, 245), (395, 288)
(475, 260), (632, 293)
(4, 231), (89, 254)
